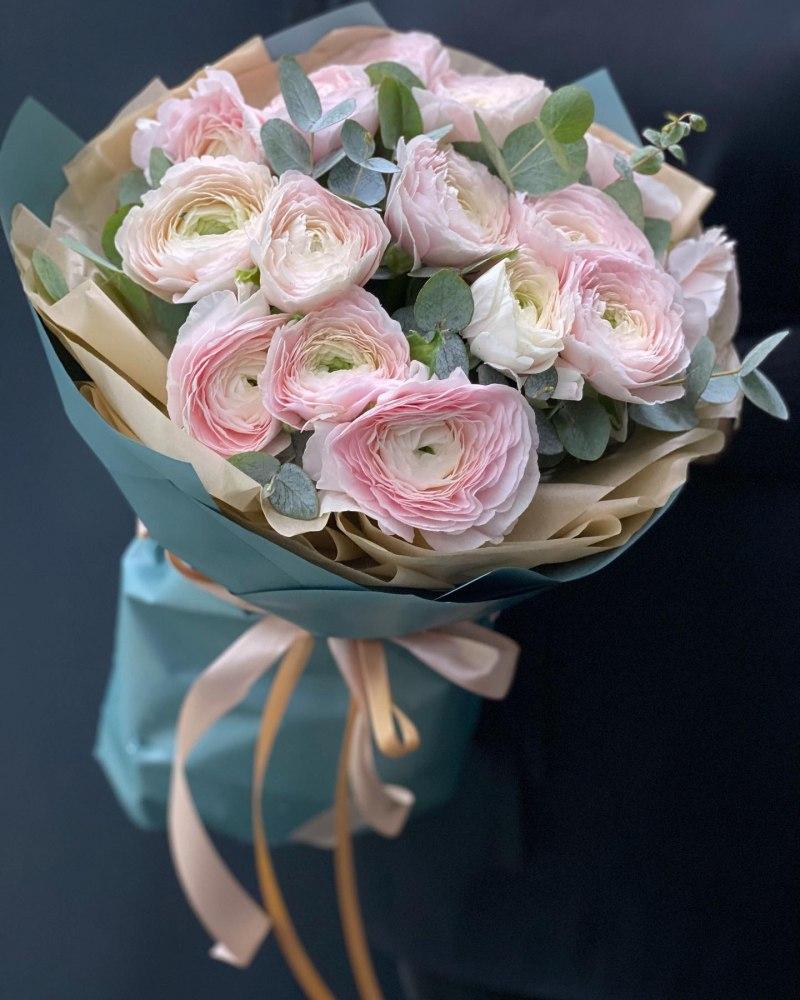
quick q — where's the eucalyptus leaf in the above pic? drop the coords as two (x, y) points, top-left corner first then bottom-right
(739, 368), (789, 420)
(101, 204), (134, 267)
(228, 452), (281, 485)
(476, 364), (509, 386)
(552, 399), (611, 460)
(425, 124), (453, 143)
(310, 97), (356, 133)
(683, 336), (716, 405)
(630, 146), (664, 175)
(62, 234), (123, 274)
(739, 329), (790, 376)
(452, 141), (496, 172)
(392, 305), (416, 333)
(604, 178), (645, 229)
(278, 56), (322, 132)
(263, 462), (320, 519)
(118, 168), (149, 207)
(312, 146), (347, 178)
(643, 217), (671, 258)
(366, 156), (399, 173)
(502, 122), (587, 195)
(148, 148), (172, 187)
(534, 409), (564, 456)
(700, 373), (740, 404)
(327, 156), (385, 206)
(433, 331), (470, 379)
(340, 118), (375, 165)
(613, 152), (633, 180)
(378, 77), (422, 150)
(474, 112), (515, 190)
(261, 119), (312, 175)
(539, 85), (595, 143)
(414, 268), (474, 333)
(31, 249), (68, 303)
(523, 366), (558, 401)
(366, 61), (425, 91)
(629, 399), (698, 432)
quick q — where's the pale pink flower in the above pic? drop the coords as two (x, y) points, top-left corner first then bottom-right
(166, 291), (285, 457)
(255, 171), (390, 313)
(667, 227), (737, 319)
(563, 248), (691, 404)
(262, 288), (412, 429)
(384, 135), (514, 269)
(416, 70), (550, 145)
(116, 155), (276, 303)
(303, 370), (540, 552)
(262, 64), (377, 162)
(586, 134), (681, 222)
(337, 30), (451, 86)
(131, 70), (265, 179)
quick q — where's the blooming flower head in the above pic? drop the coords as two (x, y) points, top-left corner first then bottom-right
(262, 288), (412, 429)
(520, 184), (655, 261)
(416, 70), (550, 145)
(131, 69), (265, 179)
(116, 155), (276, 303)
(303, 371), (540, 552)
(563, 248), (691, 404)
(262, 64), (378, 163)
(667, 226), (736, 319)
(338, 30), (451, 87)
(385, 135), (514, 269)
(462, 246), (579, 380)
(254, 171), (390, 313)
(166, 291), (286, 457)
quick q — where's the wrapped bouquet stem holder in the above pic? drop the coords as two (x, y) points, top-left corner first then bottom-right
(163, 538), (519, 996)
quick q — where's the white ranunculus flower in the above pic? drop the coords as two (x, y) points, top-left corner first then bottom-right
(462, 249), (578, 380)
(115, 155), (276, 303)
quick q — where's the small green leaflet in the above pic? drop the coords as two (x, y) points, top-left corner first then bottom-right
(630, 398), (698, 432)
(327, 157), (386, 206)
(534, 409), (564, 457)
(501, 121), (587, 196)
(644, 217), (671, 258)
(278, 56), (322, 131)
(31, 249), (68, 303)
(228, 452), (280, 485)
(261, 119), (312, 175)
(262, 462), (320, 519)
(604, 178), (645, 229)
(683, 337), (715, 405)
(433, 331), (470, 379)
(101, 203), (134, 267)
(539, 85), (595, 144)
(117, 168), (149, 207)
(473, 113), (515, 190)
(700, 373), (739, 404)
(552, 399), (611, 460)
(476, 364), (509, 386)
(378, 77), (423, 150)
(365, 61), (425, 91)
(414, 269), (474, 333)
(312, 147), (347, 179)
(311, 98), (356, 133)
(740, 368), (789, 420)
(149, 148), (172, 187)
(523, 366), (558, 401)
(739, 329), (790, 377)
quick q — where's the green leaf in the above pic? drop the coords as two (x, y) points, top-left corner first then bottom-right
(278, 56), (322, 132)
(310, 97), (356, 132)
(613, 152), (633, 180)
(378, 77), (422, 150)
(340, 119), (375, 165)
(668, 144), (687, 165)
(452, 141), (496, 172)
(552, 399), (611, 460)
(31, 249), (68, 303)
(604, 178), (645, 229)
(700, 373), (739, 404)
(382, 244), (414, 276)
(643, 217), (671, 258)
(642, 128), (663, 147)
(263, 462), (320, 519)
(689, 113), (707, 133)
(62, 234), (123, 274)
(148, 147), (172, 187)
(392, 305), (416, 333)
(101, 204), (134, 267)
(118, 168), (149, 207)
(312, 146), (347, 178)
(502, 122), (587, 195)
(406, 329), (441, 367)
(683, 336), (716, 405)
(228, 452), (281, 485)
(147, 296), (190, 346)
(739, 368), (789, 420)
(433, 331), (470, 379)
(366, 156), (398, 174)
(629, 146), (664, 175)
(414, 268), (474, 333)
(425, 124), (453, 143)
(476, 363), (509, 386)
(366, 61), (425, 91)
(739, 329), (790, 376)
(474, 113), (515, 190)
(534, 409), (564, 456)
(539, 85), (595, 143)
(523, 366), (558, 401)
(327, 157), (385, 206)
(260, 119), (312, 175)
(629, 399), (698, 432)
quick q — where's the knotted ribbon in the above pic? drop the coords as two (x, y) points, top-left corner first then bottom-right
(162, 543), (519, 998)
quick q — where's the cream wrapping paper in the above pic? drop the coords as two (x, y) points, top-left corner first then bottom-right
(10, 26), (737, 590)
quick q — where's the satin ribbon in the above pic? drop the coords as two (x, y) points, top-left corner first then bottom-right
(160, 542), (519, 994)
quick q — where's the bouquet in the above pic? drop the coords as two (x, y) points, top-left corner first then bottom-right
(1, 3), (790, 997)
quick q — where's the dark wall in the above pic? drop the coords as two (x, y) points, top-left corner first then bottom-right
(1, 2), (797, 998)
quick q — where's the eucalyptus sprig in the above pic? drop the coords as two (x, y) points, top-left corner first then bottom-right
(229, 452), (319, 520)
(398, 268), (474, 379)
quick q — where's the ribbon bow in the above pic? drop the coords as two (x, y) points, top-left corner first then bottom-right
(164, 547), (519, 999)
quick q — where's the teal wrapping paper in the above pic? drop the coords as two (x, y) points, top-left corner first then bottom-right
(0, 3), (676, 845)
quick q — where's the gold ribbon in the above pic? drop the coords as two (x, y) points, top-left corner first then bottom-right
(159, 540), (520, 998)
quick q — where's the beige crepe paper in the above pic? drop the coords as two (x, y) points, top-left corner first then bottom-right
(11, 27), (736, 590)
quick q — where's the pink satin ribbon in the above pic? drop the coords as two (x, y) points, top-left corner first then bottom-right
(165, 555), (519, 969)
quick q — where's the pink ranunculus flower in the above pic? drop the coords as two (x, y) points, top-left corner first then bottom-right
(303, 370), (540, 552)
(131, 69), (266, 179)
(262, 64), (377, 163)
(262, 288), (412, 429)
(384, 135), (514, 269)
(116, 155), (276, 303)
(667, 226), (737, 320)
(563, 248), (691, 404)
(519, 183), (655, 262)
(255, 171), (390, 313)
(415, 70), (550, 145)
(586, 134), (681, 222)
(337, 30), (451, 87)
(167, 290), (286, 457)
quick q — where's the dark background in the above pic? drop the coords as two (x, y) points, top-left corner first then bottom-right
(1, 2), (798, 998)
